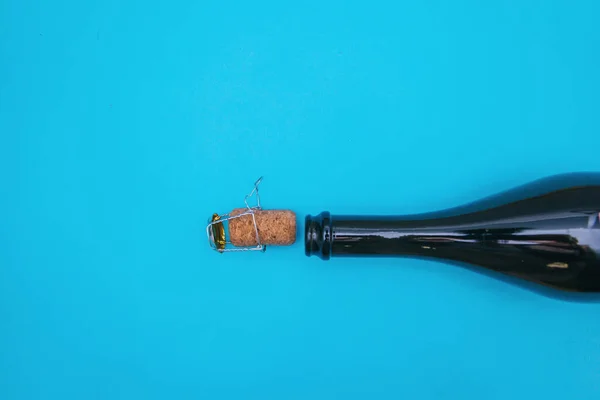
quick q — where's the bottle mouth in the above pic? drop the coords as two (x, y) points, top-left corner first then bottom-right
(304, 211), (332, 260)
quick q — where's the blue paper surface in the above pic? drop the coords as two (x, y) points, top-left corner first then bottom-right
(1, 1), (600, 399)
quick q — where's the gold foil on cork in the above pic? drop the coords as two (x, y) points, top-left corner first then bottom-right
(210, 213), (226, 252)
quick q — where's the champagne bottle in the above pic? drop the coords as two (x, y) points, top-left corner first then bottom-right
(305, 173), (600, 292)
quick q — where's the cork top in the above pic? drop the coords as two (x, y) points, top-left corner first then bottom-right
(208, 208), (297, 252)
(206, 177), (296, 252)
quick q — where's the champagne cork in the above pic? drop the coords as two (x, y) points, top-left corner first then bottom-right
(228, 208), (296, 247)
(206, 177), (296, 252)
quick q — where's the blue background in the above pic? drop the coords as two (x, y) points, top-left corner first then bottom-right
(1, 1), (600, 399)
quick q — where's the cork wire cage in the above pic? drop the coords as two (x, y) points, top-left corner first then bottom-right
(206, 177), (266, 253)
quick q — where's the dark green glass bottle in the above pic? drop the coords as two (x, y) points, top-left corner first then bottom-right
(305, 173), (600, 293)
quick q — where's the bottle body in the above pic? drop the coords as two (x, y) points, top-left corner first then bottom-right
(305, 173), (600, 292)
